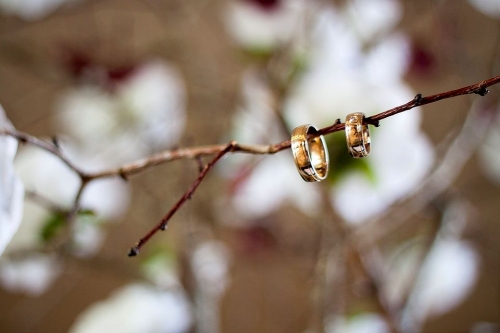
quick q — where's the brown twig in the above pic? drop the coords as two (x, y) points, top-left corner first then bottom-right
(0, 129), (86, 177)
(127, 142), (235, 256)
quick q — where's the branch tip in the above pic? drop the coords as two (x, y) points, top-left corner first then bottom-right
(119, 172), (129, 181)
(128, 247), (139, 257)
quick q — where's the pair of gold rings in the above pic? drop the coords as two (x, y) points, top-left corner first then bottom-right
(291, 112), (371, 182)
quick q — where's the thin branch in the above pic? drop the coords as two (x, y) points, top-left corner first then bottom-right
(127, 142), (235, 256)
(0, 129), (86, 177)
(87, 142), (286, 180)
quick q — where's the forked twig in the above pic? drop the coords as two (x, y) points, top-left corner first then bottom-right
(127, 142), (235, 256)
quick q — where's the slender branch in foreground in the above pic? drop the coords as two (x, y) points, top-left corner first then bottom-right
(127, 142), (235, 256)
(1, 75), (499, 255)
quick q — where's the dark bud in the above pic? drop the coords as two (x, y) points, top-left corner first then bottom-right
(413, 93), (423, 105)
(160, 224), (167, 231)
(363, 117), (380, 127)
(52, 136), (60, 148)
(128, 247), (139, 257)
(119, 172), (129, 181)
(476, 86), (489, 96)
(196, 156), (205, 173)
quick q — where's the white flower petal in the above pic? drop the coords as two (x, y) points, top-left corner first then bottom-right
(468, 0), (500, 18)
(407, 240), (479, 323)
(0, 254), (61, 296)
(233, 154), (322, 218)
(225, 0), (306, 49)
(118, 60), (186, 151)
(364, 33), (410, 84)
(0, 0), (72, 20)
(5, 201), (48, 252)
(344, 0), (402, 42)
(56, 60), (186, 165)
(27, 141), (129, 219)
(327, 313), (389, 333)
(479, 113), (500, 183)
(81, 178), (129, 221)
(0, 106), (25, 256)
(70, 283), (192, 333)
(57, 87), (117, 148)
(15, 146), (81, 207)
(191, 241), (231, 296)
(332, 173), (389, 223)
(71, 218), (104, 258)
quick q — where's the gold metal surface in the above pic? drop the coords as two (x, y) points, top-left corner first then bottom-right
(345, 112), (371, 158)
(291, 124), (329, 182)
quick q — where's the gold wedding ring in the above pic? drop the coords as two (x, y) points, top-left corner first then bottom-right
(345, 112), (371, 158)
(291, 124), (329, 182)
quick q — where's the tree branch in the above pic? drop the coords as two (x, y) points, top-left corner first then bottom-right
(127, 142), (236, 256)
(2, 74), (500, 255)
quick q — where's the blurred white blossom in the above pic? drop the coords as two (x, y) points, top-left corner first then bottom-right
(141, 251), (180, 289)
(225, 0), (308, 50)
(479, 111), (500, 183)
(468, 0), (500, 18)
(71, 215), (105, 258)
(327, 313), (389, 333)
(0, 106), (24, 256)
(191, 241), (231, 333)
(8, 143), (129, 255)
(385, 200), (479, 329)
(0, 254), (61, 296)
(191, 241), (231, 296)
(0, 0), (77, 20)
(402, 239), (479, 328)
(344, 0), (401, 42)
(15, 144), (129, 219)
(232, 153), (323, 218)
(70, 283), (192, 333)
(57, 60), (186, 166)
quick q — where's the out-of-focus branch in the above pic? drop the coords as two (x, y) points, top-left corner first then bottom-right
(352, 97), (494, 248)
(0, 130), (86, 176)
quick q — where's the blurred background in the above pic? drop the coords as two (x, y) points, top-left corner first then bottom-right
(0, 0), (499, 332)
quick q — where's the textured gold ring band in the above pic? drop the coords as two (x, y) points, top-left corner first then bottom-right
(345, 112), (371, 158)
(291, 124), (329, 182)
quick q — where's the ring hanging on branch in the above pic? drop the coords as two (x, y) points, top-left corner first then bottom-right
(291, 124), (329, 182)
(345, 112), (371, 158)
